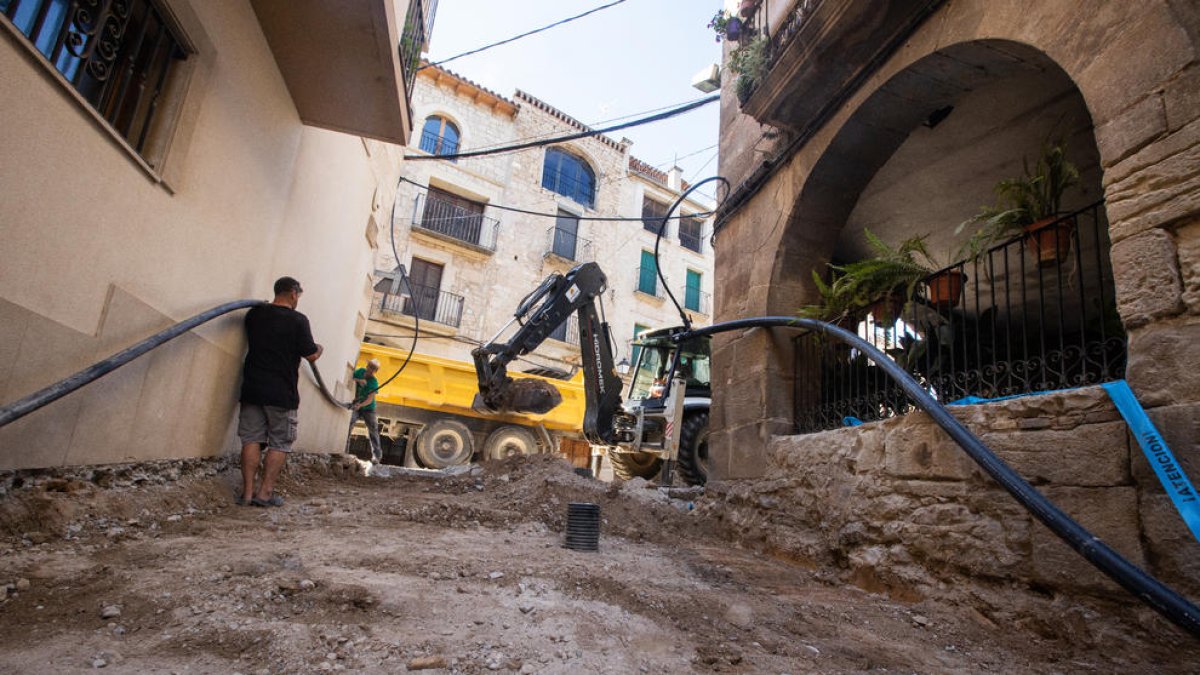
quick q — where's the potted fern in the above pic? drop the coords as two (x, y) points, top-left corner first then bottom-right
(729, 35), (768, 105)
(956, 141), (1080, 266)
(800, 231), (966, 326)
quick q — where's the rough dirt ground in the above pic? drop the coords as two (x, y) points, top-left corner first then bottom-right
(0, 455), (1197, 674)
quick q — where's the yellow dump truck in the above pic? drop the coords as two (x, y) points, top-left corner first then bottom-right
(348, 343), (589, 468)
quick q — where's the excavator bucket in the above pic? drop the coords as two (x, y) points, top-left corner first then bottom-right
(471, 378), (563, 416)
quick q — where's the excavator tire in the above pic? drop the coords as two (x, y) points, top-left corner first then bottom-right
(414, 419), (474, 469)
(484, 425), (538, 461)
(675, 412), (710, 486)
(609, 451), (662, 481)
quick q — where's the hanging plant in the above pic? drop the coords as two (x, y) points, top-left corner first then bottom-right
(729, 35), (769, 104)
(707, 10), (744, 42)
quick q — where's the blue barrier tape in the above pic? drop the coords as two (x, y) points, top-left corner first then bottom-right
(1103, 380), (1200, 543)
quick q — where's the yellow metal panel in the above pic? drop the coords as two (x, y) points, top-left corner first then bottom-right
(355, 343), (585, 433)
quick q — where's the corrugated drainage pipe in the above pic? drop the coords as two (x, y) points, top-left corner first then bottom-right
(680, 316), (1200, 639)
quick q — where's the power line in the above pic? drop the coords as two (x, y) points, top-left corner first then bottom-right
(420, 0), (629, 72)
(403, 94), (719, 162)
(398, 176), (712, 222)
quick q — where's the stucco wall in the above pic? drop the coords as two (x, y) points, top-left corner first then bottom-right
(0, 2), (402, 468)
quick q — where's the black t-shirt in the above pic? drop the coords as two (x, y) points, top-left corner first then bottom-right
(240, 304), (318, 409)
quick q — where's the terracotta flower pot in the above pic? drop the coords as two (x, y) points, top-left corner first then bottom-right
(739, 0), (758, 18)
(927, 270), (966, 308)
(1024, 216), (1075, 267)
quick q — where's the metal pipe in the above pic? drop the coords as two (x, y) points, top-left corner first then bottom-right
(678, 316), (1200, 638)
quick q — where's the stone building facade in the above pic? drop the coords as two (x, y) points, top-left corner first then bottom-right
(711, 0), (1200, 611)
(368, 66), (715, 376)
(0, 0), (431, 469)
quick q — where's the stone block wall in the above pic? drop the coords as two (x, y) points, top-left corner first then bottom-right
(701, 386), (1200, 609)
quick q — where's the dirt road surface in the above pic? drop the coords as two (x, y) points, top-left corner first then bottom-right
(0, 455), (1196, 673)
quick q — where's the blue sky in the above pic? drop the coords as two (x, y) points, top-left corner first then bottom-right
(424, 0), (724, 201)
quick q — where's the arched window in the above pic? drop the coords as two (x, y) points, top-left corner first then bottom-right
(542, 147), (596, 208)
(419, 116), (460, 157)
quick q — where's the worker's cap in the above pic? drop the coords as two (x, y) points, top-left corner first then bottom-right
(366, 359), (381, 369)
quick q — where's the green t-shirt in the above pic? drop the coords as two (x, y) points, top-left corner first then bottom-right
(353, 367), (379, 411)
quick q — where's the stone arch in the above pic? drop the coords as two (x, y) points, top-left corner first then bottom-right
(711, 0), (1200, 479)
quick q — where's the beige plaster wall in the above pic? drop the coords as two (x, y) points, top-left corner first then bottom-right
(0, 2), (402, 468)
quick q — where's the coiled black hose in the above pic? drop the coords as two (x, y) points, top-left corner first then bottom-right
(679, 316), (1200, 639)
(0, 299), (350, 429)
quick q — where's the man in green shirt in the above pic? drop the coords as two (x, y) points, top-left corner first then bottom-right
(349, 359), (383, 463)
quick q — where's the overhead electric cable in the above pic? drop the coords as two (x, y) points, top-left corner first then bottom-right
(403, 94), (719, 162)
(398, 176), (713, 221)
(420, 0), (628, 71)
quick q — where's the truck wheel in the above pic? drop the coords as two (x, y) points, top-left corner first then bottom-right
(676, 412), (710, 486)
(609, 452), (661, 481)
(484, 425), (538, 461)
(414, 419), (474, 469)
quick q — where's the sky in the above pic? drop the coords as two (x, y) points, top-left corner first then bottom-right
(423, 0), (724, 201)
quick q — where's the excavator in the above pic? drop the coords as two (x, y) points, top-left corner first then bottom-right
(471, 262), (711, 485)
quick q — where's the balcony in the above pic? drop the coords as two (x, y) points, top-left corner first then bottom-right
(793, 202), (1126, 433)
(544, 226), (593, 263)
(684, 288), (711, 316)
(411, 193), (499, 252)
(735, 0), (944, 130)
(634, 266), (661, 298)
(376, 284), (464, 328)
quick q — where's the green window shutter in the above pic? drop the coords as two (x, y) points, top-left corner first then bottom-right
(685, 270), (701, 311)
(639, 251), (657, 295)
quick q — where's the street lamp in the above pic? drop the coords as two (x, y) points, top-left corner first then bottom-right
(616, 357), (631, 376)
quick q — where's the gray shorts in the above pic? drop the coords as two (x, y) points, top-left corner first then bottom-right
(238, 404), (298, 452)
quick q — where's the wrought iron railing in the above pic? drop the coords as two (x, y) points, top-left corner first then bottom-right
(376, 285), (464, 328)
(685, 288), (711, 315)
(3, 0), (187, 163)
(545, 226), (593, 262)
(399, 0), (427, 97)
(418, 127), (458, 157)
(794, 201), (1126, 433)
(549, 313), (580, 346)
(411, 193), (498, 250)
(635, 266), (661, 297)
(679, 229), (704, 253)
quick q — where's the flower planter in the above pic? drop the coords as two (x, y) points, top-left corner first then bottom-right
(1025, 216), (1075, 267)
(927, 270), (966, 308)
(725, 16), (743, 41)
(739, 0), (758, 18)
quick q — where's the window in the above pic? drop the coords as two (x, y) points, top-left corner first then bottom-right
(685, 269), (702, 312)
(420, 187), (485, 245)
(403, 258), (443, 321)
(542, 147), (595, 208)
(419, 115), (460, 157)
(637, 250), (658, 296)
(642, 196), (668, 233)
(552, 209), (580, 260)
(631, 323), (649, 367)
(2, 0), (189, 165)
(679, 216), (704, 253)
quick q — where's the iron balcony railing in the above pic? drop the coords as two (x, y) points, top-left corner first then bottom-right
(418, 127), (459, 157)
(794, 201), (1126, 433)
(684, 288), (711, 315)
(549, 313), (580, 346)
(635, 266), (661, 297)
(399, 0), (427, 96)
(545, 226), (593, 263)
(376, 285), (464, 328)
(411, 193), (499, 251)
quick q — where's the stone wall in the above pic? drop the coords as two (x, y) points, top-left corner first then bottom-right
(701, 386), (1200, 613)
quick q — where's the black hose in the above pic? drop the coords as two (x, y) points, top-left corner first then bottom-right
(0, 299), (352, 429)
(679, 316), (1200, 639)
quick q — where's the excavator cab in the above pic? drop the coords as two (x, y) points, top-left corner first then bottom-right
(626, 331), (712, 407)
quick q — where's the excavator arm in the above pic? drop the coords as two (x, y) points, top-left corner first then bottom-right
(471, 262), (625, 445)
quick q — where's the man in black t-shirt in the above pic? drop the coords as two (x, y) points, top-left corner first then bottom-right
(237, 276), (323, 507)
